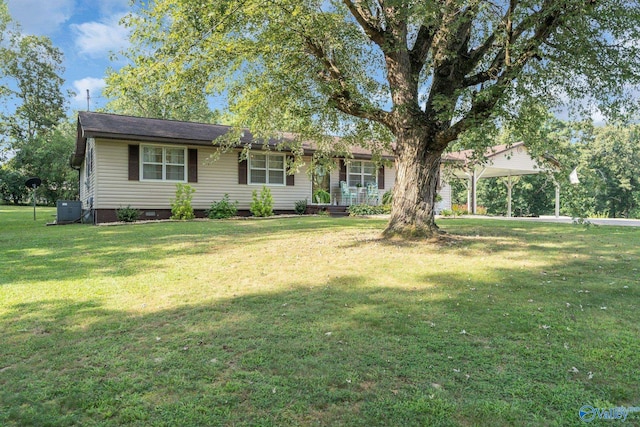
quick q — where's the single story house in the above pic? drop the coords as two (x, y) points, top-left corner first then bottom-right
(72, 112), (456, 223)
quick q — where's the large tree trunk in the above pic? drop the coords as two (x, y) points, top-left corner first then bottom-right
(384, 131), (444, 238)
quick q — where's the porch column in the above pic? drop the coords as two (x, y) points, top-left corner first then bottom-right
(465, 172), (472, 213)
(471, 169), (476, 214)
(471, 168), (487, 214)
(502, 176), (521, 218)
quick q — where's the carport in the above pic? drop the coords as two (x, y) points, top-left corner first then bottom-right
(444, 142), (561, 217)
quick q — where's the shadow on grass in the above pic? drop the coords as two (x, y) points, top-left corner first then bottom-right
(1, 273), (639, 426)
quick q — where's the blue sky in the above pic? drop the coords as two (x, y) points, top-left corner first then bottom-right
(6, 0), (132, 113)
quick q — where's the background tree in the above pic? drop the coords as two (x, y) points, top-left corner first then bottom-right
(0, 34), (67, 149)
(474, 174), (556, 216)
(562, 125), (640, 218)
(104, 60), (218, 122)
(7, 120), (79, 205)
(0, 167), (27, 204)
(113, 1), (639, 237)
(0, 0), (75, 205)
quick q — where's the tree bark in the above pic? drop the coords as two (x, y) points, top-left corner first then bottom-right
(384, 130), (443, 238)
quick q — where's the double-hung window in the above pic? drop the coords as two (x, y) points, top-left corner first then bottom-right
(348, 161), (377, 187)
(141, 145), (186, 181)
(249, 153), (285, 185)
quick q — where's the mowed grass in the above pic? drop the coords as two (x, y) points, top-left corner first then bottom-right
(1, 205), (639, 426)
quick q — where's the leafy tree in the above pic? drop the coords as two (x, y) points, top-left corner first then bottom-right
(0, 33), (67, 149)
(9, 121), (79, 205)
(104, 54), (218, 122)
(563, 125), (640, 218)
(0, 166), (27, 204)
(0, 1), (75, 205)
(476, 174), (556, 216)
(119, 0), (640, 236)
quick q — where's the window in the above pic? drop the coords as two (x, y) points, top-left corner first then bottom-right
(85, 146), (93, 178)
(348, 161), (377, 187)
(249, 153), (285, 185)
(141, 145), (186, 181)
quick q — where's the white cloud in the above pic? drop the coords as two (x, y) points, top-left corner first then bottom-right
(6, 0), (74, 35)
(71, 14), (130, 58)
(95, 0), (130, 16)
(590, 108), (606, 126)
(72, 77), (106, 107)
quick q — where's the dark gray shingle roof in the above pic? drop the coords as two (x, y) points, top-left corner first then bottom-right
(72, 111), (393, 167)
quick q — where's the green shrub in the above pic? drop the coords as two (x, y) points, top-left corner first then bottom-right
(170, 183), (195, 220)
(116, 205), (139, 222)
(382, 189), (393, 205)
(294, 199), (307, 215)
(440, 209), (453, 217)
(208, 194), (238, 219)
(348, 203), (391, 216)
(250, 186), (274, 217)
(313, 189), (331, 204)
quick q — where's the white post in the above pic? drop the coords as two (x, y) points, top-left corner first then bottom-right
(555, 183), (560, 218)
(466, 174), (472, 213)
(506, 176), (512, 218)
(471, 168), (488, 215)
(471, 169), (477, 214)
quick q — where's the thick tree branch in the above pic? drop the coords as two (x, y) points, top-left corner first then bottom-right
(437, 3), (574, 146)
(441, 45), (550, 146)
(424, 4), (478, 122)
(342, 0), (385, 46)
(462, 0), (562, 88)
(409, 24), (436, 70)
(305, 37), (392, 127)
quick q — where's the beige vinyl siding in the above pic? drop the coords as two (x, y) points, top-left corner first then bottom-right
(93, 139), (313, 210)
(383, 162), (396, 193)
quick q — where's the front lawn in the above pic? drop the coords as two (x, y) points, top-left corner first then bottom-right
(1, 205), (638, 426)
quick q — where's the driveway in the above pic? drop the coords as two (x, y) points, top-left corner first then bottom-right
(459, 215), (640, 227)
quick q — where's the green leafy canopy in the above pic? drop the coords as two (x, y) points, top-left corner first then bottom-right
(116, 1), (640, 150)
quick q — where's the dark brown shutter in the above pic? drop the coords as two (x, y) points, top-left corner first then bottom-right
(128, 145), (139, 181)
(378, 165), (385, 189)
(339, 159), (346, 183)
(286, 155), (295, 186)
(238, 152), (248, 184)
(188, 149), (198, 183)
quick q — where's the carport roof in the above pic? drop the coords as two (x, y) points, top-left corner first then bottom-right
(444, 141), (558, 179)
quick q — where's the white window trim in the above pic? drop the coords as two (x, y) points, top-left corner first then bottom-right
(248, 152), (286, 186)
(140, 144), (187, 182)
(85, 146), (93, 179)
(348, 160), (377, 187)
